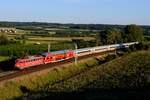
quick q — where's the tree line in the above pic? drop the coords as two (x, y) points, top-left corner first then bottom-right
(0, 24), (146, 47)
(96, 24), (144, 45)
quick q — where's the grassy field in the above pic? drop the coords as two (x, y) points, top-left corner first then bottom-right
(6, 33), (95, 45)
(3, 27), (95, 45)
(27, 36), (95, 42)
(0, 57), (102, 100)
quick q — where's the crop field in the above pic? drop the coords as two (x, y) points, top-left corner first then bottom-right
(5, 29), (95, 45)
(26, 36), (95, 44)
(27, 36), (95, 42)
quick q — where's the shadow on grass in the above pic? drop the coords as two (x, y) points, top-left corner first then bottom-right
(0, 58), (16, 71)
(13, 88), (150, 100)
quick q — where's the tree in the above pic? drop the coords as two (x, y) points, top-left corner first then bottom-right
(0, 34), (9, 45)
(124, 25), (144, 42)
(96, 32), (102, 46)
(96, 28), (122, 45)
(105, 28), (122, 44)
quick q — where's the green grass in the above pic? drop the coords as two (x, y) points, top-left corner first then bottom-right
(1, 49), (150, 100)
(0, 57), (101, 100)
(22, 50), (150, 99)
(0, 56), (10, 61)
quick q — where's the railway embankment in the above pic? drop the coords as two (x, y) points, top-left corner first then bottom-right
(13, 50), (150, 100)
(0, 49), (150, 100)
(0, 54), (107, 100)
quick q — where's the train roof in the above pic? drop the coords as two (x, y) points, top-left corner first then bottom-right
(42, 50), (73, 56)
(16, 56), (43, 61)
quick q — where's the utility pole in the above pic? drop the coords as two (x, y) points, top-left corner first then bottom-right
(74, 43), (78, 65)
(114, 47), (117, 55)
(48, 43), (51, 53)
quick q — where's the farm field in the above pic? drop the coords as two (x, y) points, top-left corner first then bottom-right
(27, 36), (95, 42)
(4, 28), (95, 45)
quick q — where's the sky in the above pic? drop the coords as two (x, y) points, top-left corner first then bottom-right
(0, 0), (149, 25)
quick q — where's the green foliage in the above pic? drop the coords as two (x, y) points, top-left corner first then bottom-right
(0, 42), (74, 58)
(124, 25), (144, 42)
(96, 28), (122, 45)
(105, 54), (118, 62)
(144, 30), (150, 36)
(72, 39), (96, 48)
(88, 50), (150, 89)
(0, 34), (9, 45)
(0, 56), (10, 61)
(129, 42), (149, 51)
(96, 25), (144, 45)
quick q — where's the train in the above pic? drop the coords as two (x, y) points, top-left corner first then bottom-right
(15, 42), (138, 69)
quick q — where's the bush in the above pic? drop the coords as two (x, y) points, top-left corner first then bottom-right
(105, 54), (117, 62)
(0, 34), (9, 45)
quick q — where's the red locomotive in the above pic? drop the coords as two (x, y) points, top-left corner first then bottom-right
(15, 50), (75, 69)
(42, 50), (75, 63)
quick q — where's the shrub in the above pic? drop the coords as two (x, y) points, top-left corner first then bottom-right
(0, 34), (9, 45)
(105, 54), (117, 62)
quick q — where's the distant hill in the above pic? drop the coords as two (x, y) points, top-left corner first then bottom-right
(0, 21), (149, 30)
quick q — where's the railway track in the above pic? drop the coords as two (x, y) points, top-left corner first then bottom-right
(0, 50), (114, 82)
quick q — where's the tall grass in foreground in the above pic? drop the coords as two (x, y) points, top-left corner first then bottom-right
(0, 57), (100, 100)
(18, 50), (150, 100)
(46, 50), (150, 91)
